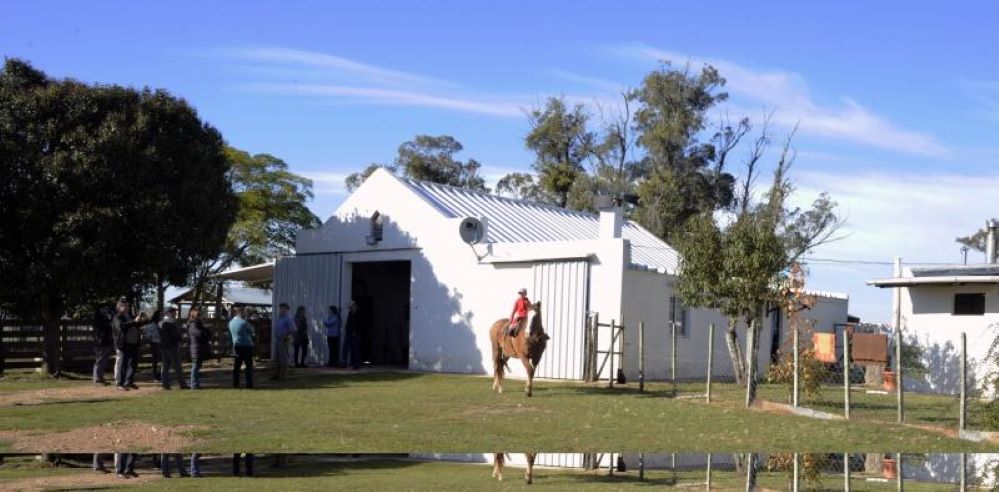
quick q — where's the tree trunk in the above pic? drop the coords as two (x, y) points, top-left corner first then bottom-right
(39, 300), (62, 377)
(156, 276), (166, 313)
(745, 317), (760, 407)
(724, 319), (746, 385)
(214, 281), (225, 320)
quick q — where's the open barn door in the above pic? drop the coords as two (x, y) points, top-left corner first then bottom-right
(532, 260), (589, 379)
(272, 255), (342, 364)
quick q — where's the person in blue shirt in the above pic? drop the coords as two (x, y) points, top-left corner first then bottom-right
(272, 303), (295, 380)
(323, 305), (342, 368)
(228, 306), (255, 389)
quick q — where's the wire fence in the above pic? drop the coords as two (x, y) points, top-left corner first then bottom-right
(522, 452), (994, 489)
(583, 314), (998, 438)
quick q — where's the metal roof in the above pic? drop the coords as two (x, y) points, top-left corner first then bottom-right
(867, 276), (999, 287)
(400, 177), (680, 274)
(170, 284), (273, 306)
(213, 261), (275, 282)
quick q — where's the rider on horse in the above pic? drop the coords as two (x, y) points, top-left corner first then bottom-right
(507, 288), (531, 336)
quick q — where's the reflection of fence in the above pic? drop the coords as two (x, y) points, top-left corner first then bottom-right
(0, 317), (272, 373)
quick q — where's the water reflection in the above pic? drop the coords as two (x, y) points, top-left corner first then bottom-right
(0, 452), (996, 489)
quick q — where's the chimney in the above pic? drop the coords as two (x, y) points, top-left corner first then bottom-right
(987, 219), (999, 264)
(598, 201), (623, 240)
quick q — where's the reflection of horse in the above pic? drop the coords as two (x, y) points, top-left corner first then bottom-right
(492, 453), (537, 484)
(489, 302), (549, 397)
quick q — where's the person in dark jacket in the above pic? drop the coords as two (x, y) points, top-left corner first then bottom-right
(91, 305), (114, 385)
(293, 306), (310, 368)
(112, 300), (144, 391)
(343, 301), (365, 370)
(186, 307), (212, 389)
(159, 307), (185, 389)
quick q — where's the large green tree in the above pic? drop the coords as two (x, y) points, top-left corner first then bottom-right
(631, 63), (740, 242)
(674, 129), (844, 403)
(187, 147), (321, 312)
(0, 59), (237, 375)
(344, 135), (487, 192)
(524, 97), (595, 208)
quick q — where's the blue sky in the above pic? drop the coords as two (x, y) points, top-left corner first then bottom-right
(5, 1), (999, 323)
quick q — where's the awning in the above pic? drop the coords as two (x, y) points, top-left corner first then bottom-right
(213, 261), (275, 282)
(867, 276), (999, 288)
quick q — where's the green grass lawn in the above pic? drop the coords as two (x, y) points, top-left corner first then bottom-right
(0, 455), (968, 491)
(0, 369), (993, 452)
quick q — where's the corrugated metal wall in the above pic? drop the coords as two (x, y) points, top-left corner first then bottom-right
(534, 453), (587, 468)
(272, 254), (342, 362)
(532, 260), (589, 380)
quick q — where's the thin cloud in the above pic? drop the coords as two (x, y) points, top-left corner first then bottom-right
(243, 82), (527, 117)
(610, 43), (948, 157)
(219, 47), (454, 88)
(962, 79), (999, 122)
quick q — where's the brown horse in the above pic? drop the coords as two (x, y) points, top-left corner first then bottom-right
(489, 301), (549, 397)
(492, 453), (537, 484)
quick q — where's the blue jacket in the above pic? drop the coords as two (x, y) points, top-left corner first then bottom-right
(228, 316), (254, 347)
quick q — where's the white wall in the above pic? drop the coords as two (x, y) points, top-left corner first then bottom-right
(898, 283), (999, 396)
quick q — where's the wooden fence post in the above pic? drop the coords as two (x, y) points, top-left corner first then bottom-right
(608, 320), (616, 389)
(960, 332), (967, 432)
(844, 328), (851, 420)
(793, 323), (800, 408)
(706, 323), (714, 403)
(638, 321), (645, 393)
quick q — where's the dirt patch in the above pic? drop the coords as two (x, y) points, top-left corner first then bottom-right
(0, 421), (202, 452)
(459, 404), (552, 417)
(0, 384), (154, 407)
(0, 469), (158, 491)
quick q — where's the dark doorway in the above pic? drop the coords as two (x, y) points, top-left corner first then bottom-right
(350, 261), (411, 367)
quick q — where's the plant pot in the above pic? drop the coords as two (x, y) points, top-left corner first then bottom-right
(883, 369), (896, 392)
(883, 457), (897, 480)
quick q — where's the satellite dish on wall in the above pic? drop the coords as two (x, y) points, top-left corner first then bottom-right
(459, 217), (485, 244)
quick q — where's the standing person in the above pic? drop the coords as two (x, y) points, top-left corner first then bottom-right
(114, 453), (136, 479)
(189, 453), (202, 478)
(92, 453), (109, 474)
(343, 301), (365, 370)
(112, 300), (144, 391)
(323, 306), (342, 368)
(293, 306), (310, 368)
(91, 305), (114, 386)
(232, 453), (254, 477)
(187, 307), (212, 389)
(229, 306), (255, 389)
(143, 309), (163, 382)
(160, 453), (187, 478)
(272, 303), (294, 380)
(159, 307), (186, 390)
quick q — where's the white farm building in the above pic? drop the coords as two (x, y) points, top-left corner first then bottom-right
(259, 168), (848, 382)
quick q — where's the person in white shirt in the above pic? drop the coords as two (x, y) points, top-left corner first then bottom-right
(323, 305), (342, 368)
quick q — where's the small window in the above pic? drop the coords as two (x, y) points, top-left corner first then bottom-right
(954, 293), (985, 316)
(670, 296), (688, 337)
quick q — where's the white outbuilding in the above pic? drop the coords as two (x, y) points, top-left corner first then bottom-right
(270, 168), (848, 382)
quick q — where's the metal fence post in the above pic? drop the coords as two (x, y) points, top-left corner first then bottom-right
(792, 453), (799, 492)
(706, 323), (714, 403)
(608, 319), (616, 389)
(639, 321), (645, 393)
(896, 325), (904, 423)
(960, 332), (967, 433)
(793, 324), (799, 407)
(639, 452), (645, 480)
(896, 453), (903, 492)
(705, 453), (712, 491)
(844, 453), (851, 492)
(960, 452), (967, 491)
(844, 328), (851, 419)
